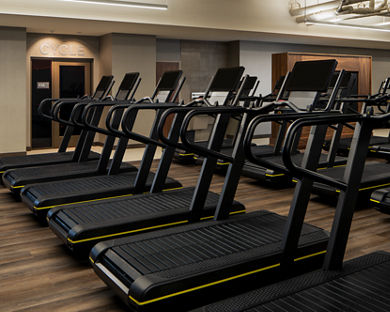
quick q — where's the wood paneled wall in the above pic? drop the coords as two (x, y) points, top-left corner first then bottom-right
(271, 52), (372, 146)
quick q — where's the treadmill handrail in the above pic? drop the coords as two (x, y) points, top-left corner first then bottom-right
(80, 100), (136, 136)
(282, 114), (363, 190)
(156, 104), (207, 152)
(38, 96), (88, 121)
(121, 103), (183, 147)
(242, 111), (339, 174)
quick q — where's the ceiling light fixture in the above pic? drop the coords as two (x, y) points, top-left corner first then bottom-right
(60, 0), (168, 10)
(305, 20), (390, 33)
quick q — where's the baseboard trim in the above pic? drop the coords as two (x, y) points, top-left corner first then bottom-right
(93, 142), (145, 148)
(0, 151), (27, 157)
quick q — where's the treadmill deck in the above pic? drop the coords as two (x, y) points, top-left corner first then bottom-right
(90, 210), (328, 310)
(194, 251), (390, 312)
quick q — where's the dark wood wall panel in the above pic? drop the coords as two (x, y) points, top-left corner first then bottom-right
(271, 52), (372, 146)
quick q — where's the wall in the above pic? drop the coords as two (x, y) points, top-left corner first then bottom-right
(0, 27), (27, 155)
(97, 34), (157, 145)
(240, 40), (390, 96)
(26, 33), (100, 147)
(181, 40), (230, 102)
(239, 40), (390, 135)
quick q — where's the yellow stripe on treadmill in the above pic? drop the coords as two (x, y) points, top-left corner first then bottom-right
(359, 182), (390, 191)
(11, 185), (24, 189)
(179, 153), (194, 156)
(294, 250), (326, 262)
(129, 263), (281, 306)
(217, 162), (230, 166)
(370, 199), (380, 204)
(34, 186), (184, 211)
(68, 220), (190, 244)
(127, 249), (325, 306)
(69, 210), (245, 244)
(265, 173), (285, 177)
(89, 257), (95, 264)
(0, 171), (4, 174)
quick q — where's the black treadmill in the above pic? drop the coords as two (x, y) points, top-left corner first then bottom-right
(323, 76), (390, 156)
(310, 96), (390, 207)
(173, 69), (249, 164)
(45, 67), (247, 255)
(2, 71), (178, 193)
(241, 61), (347, 184)
(0, 75), (114, 176)
(194, 111), (390, 312)
(88, 63), (340, 310)
(21, 70), (185, 220)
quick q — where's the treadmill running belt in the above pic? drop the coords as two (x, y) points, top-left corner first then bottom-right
(22, 172), (182, 217)
(90, 211), (328, 310)
(2, 160), (136, 190)
(48, 187), (245, 253)
(194, 252), (390, 312)
(241, 153), (346, 181)
(313, 161), (390, 198)
(0, 151), (100, 171)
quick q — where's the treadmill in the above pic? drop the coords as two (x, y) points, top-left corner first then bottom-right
(45, 67), (247, 255)
(173, 70), (249, 165)
(241, 61), (347, 184)
(194, 111), (390, 312)
(87, 79), (339, 311)
(2, 71), (176, 193)
(0, 75), (114, 175)
(21, 70), (185, 220)
(324, 76), (390, 156)
(311, 95), (390, 207)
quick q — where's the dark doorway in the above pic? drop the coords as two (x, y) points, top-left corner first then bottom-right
(31, 59), (52, 148)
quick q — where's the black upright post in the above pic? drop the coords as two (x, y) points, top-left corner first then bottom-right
(280, 124), (329, 266)
(131, 110), (164, 194)
(188, 112), (231, 222)
(97, 107), (125, 173)
(324, 120), (371, 270)
(78, 105), (104, 162)
(58, 125), (74, 153)
(214, 113), (251, 220)
(150, 112), (186, 193)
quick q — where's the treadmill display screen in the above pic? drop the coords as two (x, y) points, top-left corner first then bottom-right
(157, 70), (182, 90)
(94, 75), (113, 98)
(286, 60), (337, 92)
(209, 67), (245, 92)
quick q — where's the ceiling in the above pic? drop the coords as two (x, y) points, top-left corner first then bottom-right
(1, 0), (390, 49)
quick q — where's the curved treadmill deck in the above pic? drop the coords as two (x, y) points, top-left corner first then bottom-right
(312, 162), (390, 206)
(90, 210), (328, 311)
(48, 187), (246, 255)
(0, 151), (100, 172)
(242, 153), (346, 183)
(21, 172), (182, 219)
(194, 252), (390, 312)
(2, 160), (136, 192)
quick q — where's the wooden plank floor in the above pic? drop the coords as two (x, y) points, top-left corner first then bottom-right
(2, 161), (390, 311)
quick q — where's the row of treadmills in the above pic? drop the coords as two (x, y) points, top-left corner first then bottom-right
(2, 59), (390, 311)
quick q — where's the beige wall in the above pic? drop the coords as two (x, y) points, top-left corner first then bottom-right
(26, 33), (100, 147)
(0, 27), (27, 155)
(96, 34), (157, 144)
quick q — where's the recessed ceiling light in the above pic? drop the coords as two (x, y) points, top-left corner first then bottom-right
(305, 21), (390, 33)
(60, 0), (168, 10)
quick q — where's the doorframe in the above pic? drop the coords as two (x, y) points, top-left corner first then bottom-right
(51, 60), (91, 148)
(29, 57), (93, 149)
